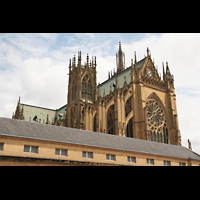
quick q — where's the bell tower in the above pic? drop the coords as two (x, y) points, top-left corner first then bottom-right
(66, 51), (97, 130)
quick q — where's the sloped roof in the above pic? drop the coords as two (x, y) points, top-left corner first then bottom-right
(98, 57), (146, 97)
(0, 117), (199, 160)
(20, 103), (67, 124)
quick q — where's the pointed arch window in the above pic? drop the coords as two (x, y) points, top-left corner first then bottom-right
(125, 96), (132, 117)
(107, 104), (115, 135)
(82, 75), (92, 101)
(146, 95), (169, 144)
(72, 77), (77, 101)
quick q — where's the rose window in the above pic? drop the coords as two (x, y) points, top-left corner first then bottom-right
(146, 100), (165, 128)
(146, 95), (169, 144)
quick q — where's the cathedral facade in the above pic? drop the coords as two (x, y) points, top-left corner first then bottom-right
(12, 42), (182, 146)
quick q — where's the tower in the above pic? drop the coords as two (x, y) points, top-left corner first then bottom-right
(66, 51), (97, 130)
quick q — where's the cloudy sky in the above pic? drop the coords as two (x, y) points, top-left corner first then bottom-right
(0, 33), (200, 154)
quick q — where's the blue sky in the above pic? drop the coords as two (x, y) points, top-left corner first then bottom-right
(0, 33), (200, 154)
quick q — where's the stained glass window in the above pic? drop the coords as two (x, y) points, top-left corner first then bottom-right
(82, 75), (92, 101)
(146, 95), (169, 144)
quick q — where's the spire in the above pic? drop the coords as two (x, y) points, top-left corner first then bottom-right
(95, 56), (97, 68)
(87, 54), (89, 66)
(18, 96), (21, 106)
(69, 59), (71, 73)
(116, 42), (125, 73)
(73, 55), (76, 68)
(134, 51), (138, 72)
(147, 47), (150, 57)
(78, 51), (81, 67)
(119, 41), (122, 52)
(162, 62), (165, 80)
(131, 58), (133, 68)
(162, 62), (165, 74)
(166, 62), (171, 76)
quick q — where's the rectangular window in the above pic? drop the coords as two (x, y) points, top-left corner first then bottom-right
(24, 145), (38, 154)
(0, 143), (4, 151)
(179, 162), (186, 166)
(82, 151), (93, 159)
(106, 154), (116, 161)
(164, 160), (171, 166)
(146, 158), (154, 165)
(127, 156), (136, 163)
(55, 148), (68, 156)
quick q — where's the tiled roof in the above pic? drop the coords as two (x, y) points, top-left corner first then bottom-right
(0, 117), (199, 160)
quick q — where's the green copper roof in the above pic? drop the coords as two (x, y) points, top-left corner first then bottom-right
(20, 104), (56, 124)
(98, 57), (146, 97)
(20, 103), (67, 124)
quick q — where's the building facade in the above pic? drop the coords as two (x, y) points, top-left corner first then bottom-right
(0, 117), (199, 166)
(12, 42), (181, 146)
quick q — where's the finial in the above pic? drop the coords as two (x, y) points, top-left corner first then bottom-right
(166, 62), (169, 74)
(147, 47), (150, 56)
(134, 51), (137, 64)
(73, 55), (76, 66)
(95, 56), (97, 68)
(78, 51), (81, 66)
(188, 139), (192, 150)
(131, 58), (133, 68)
(69, 59), (71, 67)
(87, 54), (89, 65)
(119, 41), (122, 51)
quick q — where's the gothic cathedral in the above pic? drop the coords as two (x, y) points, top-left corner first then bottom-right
(12, 42), (182, 146)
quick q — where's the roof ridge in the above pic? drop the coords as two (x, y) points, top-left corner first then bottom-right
(20, 103), (56, 111)
(99, 57), (146, 87)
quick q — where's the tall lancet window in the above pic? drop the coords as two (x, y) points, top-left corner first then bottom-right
(72, 77), (77, 101)
(82, 75), (92, 101)
(146, 95), (169, 144)
(107, 104), (115, 135)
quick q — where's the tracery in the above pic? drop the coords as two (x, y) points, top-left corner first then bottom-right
(82, 75), (92, 101)
(146, 95), (169, 144)
(72, 77), (77, 101)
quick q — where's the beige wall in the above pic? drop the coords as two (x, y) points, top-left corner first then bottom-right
(0, 135), (199, 166)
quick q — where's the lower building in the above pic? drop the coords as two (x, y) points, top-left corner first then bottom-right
(0, 117), (199, 166)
